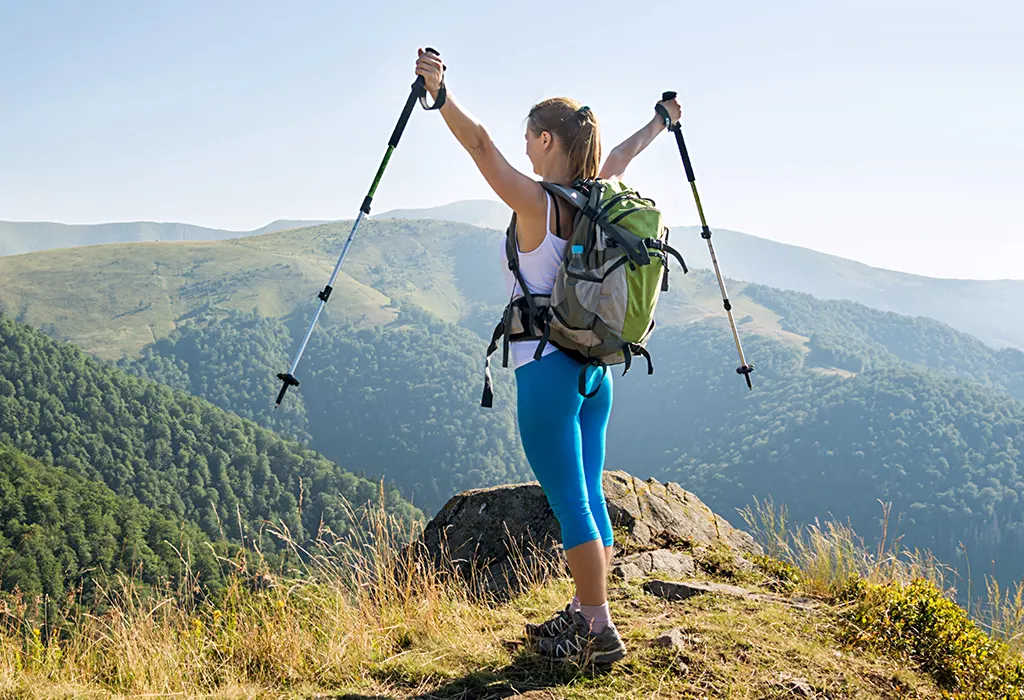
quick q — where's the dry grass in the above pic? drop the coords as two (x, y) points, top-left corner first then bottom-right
(0, 499), (522, 698)
(739, 496), (957, 599)
(0, 494), (1019, 698)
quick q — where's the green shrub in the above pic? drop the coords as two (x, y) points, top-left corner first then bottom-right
(846, 578), (1024, 699)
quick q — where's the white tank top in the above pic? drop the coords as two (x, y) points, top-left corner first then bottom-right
(499, 193), (566, 369)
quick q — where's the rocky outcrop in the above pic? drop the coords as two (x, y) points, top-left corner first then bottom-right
(416, 470), (761, 596)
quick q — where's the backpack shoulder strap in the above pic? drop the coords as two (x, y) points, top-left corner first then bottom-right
(539, 181), (588, 211)
(504, 211), (520, 275)
(503, 211), (541, 321)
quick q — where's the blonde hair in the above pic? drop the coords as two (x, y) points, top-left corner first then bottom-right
(527, 97), (601, 183)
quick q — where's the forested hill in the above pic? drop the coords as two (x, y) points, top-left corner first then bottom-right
(5, 215), (1024, 589)
(609, 321), (1024, 585)
(120, 306), (530, 512)
(0, 444), (222, 598)
(744, 283), (1024, 400)
(0, 314), (420, 559)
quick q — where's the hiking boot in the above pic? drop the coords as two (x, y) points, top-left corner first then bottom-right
(534, 610), (627, 665)
(525, 604), (575, 645)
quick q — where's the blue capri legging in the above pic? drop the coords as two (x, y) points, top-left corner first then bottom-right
(515, 350), (614, 551)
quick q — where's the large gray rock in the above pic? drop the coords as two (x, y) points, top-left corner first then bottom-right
(416, 470), (760, 596)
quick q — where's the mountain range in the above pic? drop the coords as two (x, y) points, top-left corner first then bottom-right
(4, 199), (1018, 349)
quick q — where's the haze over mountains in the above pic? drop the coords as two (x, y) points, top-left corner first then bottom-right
(5, 199), (1016, 349)
(0, 219), (329, 256)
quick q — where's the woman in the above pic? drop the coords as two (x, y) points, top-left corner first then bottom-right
(415, 49), (681, 665)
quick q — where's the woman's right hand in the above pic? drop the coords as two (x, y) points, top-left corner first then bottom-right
(415, 48), (445, 100)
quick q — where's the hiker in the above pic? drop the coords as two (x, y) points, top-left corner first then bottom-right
(415, 49), (680, 664)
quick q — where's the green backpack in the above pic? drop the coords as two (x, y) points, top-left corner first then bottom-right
(481, 178), (688, 407)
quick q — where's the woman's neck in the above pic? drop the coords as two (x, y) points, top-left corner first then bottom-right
(540, 161), (573, 186)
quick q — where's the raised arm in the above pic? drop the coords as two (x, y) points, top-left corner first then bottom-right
(599, 96), (682, 180)
(415, 50), (545, 224)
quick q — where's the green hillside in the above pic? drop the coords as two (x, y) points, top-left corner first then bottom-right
(6, 216), (1024, 588)
(0, 234), (393, 359)
(0, 314), (420, 554)
(121, 307), (529, 511)
(7, 212), (1022, 354)
(744, 284), (1024, 400)
(668, 225), (1024, 350)
(112, 301), (1024, 585)
(0, 444), (221, 599)
(0, 220), (796, 361)
(372, 203), (1024, 350)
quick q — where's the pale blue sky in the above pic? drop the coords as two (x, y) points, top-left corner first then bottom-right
(1, 1), (1021, 279)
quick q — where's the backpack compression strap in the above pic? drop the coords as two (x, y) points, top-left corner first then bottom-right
(541, 181), (653, 268)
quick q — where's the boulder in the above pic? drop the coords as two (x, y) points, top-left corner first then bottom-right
(416, 470), (761, 596)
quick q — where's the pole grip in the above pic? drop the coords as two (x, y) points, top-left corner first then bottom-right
(660, 91), (695, 180)
(389, 48), (442, 147)
(659, 91), (694, 182)
(656, 91), (678, 130)
(390, 84), (423, 148)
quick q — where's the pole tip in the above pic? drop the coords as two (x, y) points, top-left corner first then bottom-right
(275, 372), (300, 406)
(736, 364), (755, 390)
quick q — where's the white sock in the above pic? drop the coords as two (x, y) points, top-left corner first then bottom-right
(571, 595), (581, 612)
(579, 602), (611, 634)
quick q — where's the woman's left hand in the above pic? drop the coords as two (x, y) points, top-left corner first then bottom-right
(415, 48), (445, 99)
(655, 95), (682, 126)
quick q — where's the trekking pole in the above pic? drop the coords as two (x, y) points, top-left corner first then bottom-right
(275, 48), (446, 406)
(656, 91), (754, 390)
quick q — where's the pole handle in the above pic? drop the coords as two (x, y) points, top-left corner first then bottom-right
(418, 48), (446, 111)
(657, 91), (680, 130)
(389, 47), (444, 148)
(412, 48), (442, 91)
(659, 90), (696, 183)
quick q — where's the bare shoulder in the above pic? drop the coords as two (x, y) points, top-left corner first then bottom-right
(513, 201), (548, 253)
